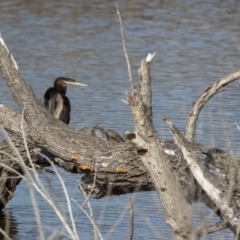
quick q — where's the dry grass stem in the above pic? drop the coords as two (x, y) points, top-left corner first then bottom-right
(0, 126), (80, 240)
(115, 2), (133, 93)
(72, 197), (104, 240)
(21, 105), (45, 240)
(128, 197), (134, 240)
(0, 227), (11, 240)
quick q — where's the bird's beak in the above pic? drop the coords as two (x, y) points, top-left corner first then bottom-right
(74, 82), (88, 87)
(67, 81), (88, 87)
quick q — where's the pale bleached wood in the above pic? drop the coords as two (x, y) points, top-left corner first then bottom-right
(185, 70), (240, 142)
(165, 117), (239, 236)
(126, 55), (198, 240)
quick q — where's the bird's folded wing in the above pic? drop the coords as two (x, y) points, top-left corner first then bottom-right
(48, 93), (64, 121)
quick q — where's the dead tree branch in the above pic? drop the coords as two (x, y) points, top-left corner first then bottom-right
(197, 221), (227, 238)
(185, 70), (240, 142)
(126, 54), (198, 240)
(165, 117), (240, 235)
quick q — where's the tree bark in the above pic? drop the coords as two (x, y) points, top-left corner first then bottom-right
(0, 134), (25, 210)
(126, 55), (198, 239)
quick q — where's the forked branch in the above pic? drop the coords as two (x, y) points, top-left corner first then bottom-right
(126, 54), (198, 240)
(165, 117), (239, 235)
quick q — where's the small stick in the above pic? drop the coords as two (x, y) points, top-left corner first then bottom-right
(197, 221), (227, 237)
(128, 197), (134, 240)
(0, 228), (11, 240)
(197, 210), (240, 237)
(115, 2), (134, 93)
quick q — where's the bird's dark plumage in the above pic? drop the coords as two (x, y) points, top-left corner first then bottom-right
(44, 77), (87, 125)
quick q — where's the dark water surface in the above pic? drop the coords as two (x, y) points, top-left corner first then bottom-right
(1, 0), (240, 239)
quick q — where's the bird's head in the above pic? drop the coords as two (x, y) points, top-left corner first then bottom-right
(54, 77), (87, 94)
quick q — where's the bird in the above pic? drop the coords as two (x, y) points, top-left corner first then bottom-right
(44, 77), (87, 125)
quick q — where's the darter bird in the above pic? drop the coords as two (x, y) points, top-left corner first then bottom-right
(44, 77), (87, 124)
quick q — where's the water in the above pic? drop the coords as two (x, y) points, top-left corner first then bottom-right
(0, 0), (240, 239)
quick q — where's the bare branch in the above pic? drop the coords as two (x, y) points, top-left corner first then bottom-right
(197, 211), (240, 237)
(0, 228), (11, 240)
(185, 70), (240, 142)
(165, 117), (239, 231)
(128, 197), (134, 240)
(197, 221), (227, 237)
(115, 2), (134, 93)
(126, 55), (198, 240)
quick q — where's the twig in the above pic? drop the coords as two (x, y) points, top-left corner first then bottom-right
(72, 198), (104, 240)
(52, 165), (79, 239)
(0, 227), (11, 240)
(80, 159), (98, 208)
(48, 230), (64, 240)
(79, 184), (98, 240)
(21, 104), (45, 240)
(115, 2), (133, 93)
(185, 69), (240, 142)
(29, 154), (78, 239)
(197, 220), (227, 237)
(104, 201), (130, 239)
(198, 211), (240, 237)
(1, 131), (79, 239)
(0, 125), (80, 239)
(128, 197), (134, 240)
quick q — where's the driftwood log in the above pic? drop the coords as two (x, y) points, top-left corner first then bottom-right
(1, 35), (240, 238)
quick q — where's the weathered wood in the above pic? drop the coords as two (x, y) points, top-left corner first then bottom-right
(165, 117), (240, 236)
(138, 57), (153, 123)
(0, 105), (156, 200)
(0, 134), (29, 210)
(197, 220), (228, 238)
(126, 55), (198, 240)
(185, 70), (240, 142)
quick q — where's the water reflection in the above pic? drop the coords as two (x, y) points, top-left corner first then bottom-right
(0, 210), (18, 239)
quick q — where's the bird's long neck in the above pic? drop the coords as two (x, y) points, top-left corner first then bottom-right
(56, 85), (67, 95)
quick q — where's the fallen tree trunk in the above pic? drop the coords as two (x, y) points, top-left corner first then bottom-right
(1, 35), (240, 237)
(0, 104), (227, 203)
